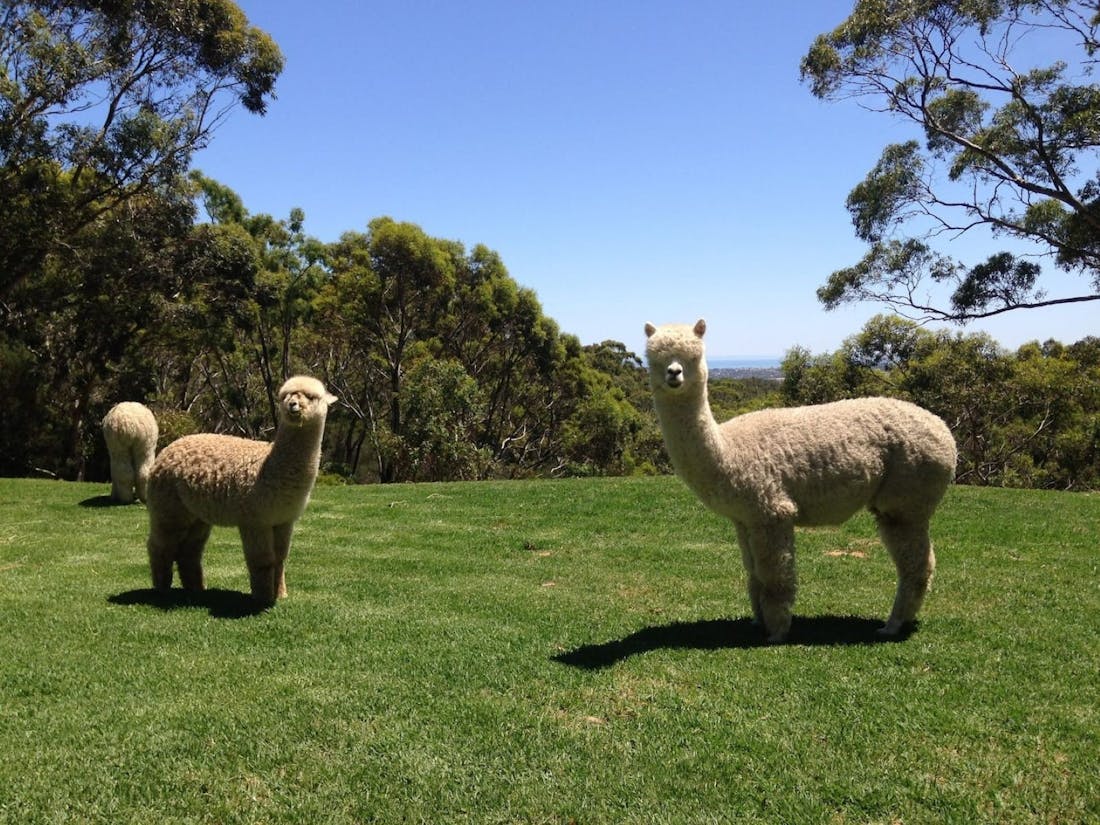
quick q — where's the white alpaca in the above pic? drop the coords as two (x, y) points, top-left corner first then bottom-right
(102, 402), (158, 504)
(645, 320), (957, 642)
(145, 376), (337, 606)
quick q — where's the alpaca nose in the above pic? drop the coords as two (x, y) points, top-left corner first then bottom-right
(666, 364), (684, 387)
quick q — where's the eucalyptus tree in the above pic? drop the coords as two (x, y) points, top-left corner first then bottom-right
(317, 219), (616, 481)
(0, 188), (194, 477)
(780, 314), (1100, 489)
(0, 0), (283, 296)
(802, 0), (1100, 321)
(436, 249), (582, 476)
(0, 1), (282, 477)
(320, 218), (459, 482)
(154, 174), (326, 437)
(1, 0), (283, 297)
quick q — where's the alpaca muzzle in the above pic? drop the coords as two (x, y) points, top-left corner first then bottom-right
(284, 398), (305, 425)
(666, 363), (684, 388)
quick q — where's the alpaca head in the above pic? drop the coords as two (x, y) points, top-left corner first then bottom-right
(644, 319), (708, 398)
(277, 376), (338, 428)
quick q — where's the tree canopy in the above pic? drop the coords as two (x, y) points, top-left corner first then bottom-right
(1, 3), (1096, 490)
(801, 0), (1100, 321)
(0, 0), (284, 296)
(783, 314), (1100, 489)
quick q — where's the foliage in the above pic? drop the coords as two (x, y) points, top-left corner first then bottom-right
(783, 314), (1100, 490)
(1, 476), (1097, 822)
(399, 358), (488, 481)
(707, 376), (783, 421)
(0, 0), (282, 478)
(802, 0), (1100, 320)
(6, 160), (1096, 488)
(4, 2), (1096, 488)
(317, 219), (561, 481)
(0, 0), (283, 297)
(127, 212), (661, 485)
(0, 186), (195, 479)
(570, 340), (671, 476)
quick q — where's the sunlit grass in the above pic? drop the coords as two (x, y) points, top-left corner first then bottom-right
(0, 476), (1096, 823)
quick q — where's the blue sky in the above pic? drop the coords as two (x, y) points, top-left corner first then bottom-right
(194, 1), (1096, 360)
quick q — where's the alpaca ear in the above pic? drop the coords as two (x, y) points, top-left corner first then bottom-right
(694, 319), (706, 337)
(325, 393), (338, 405)
(644, 322), (657, 338)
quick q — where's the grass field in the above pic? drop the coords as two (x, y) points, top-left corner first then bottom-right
(0, 475), (1097, 823)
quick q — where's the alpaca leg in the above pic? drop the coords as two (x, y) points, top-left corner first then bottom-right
(876, 514), (936, 635)
(272, 523), (294, 599)
(134, 468), (149, 504)
(147, 521), (177, 591)
(175, 522), (212, 592)
(134, 450), (155, 503)
(240, 524), (277, 606)
(734, 522), (764, 626)
(110, 455), (135, 504)
(744, 521), (798, 643)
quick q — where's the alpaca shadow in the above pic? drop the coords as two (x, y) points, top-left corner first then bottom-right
(553, 615), (915, 671)
(79, 494), (125, 508)
(107, 588), (267, 619)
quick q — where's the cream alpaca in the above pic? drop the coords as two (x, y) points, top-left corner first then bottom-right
(645, 319), (957, 642)
(102, 402), (158, 504)
(145, 376), (337, 606)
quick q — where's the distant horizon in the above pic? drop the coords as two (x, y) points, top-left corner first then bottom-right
(708, 356), (783, 369)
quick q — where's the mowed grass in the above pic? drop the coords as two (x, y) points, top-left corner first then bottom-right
(0, 476), (1097, 824)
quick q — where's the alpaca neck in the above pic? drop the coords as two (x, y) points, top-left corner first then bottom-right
(655, 383), (727, 486)
(267, 419), (324, 482)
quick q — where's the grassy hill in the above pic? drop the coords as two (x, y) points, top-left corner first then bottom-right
(0, 476), (1097, 823)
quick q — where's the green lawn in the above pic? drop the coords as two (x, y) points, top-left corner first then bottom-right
(0, 476), (1096, 823)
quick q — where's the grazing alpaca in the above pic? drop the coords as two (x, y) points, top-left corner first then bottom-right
(102, 402), (158, 503)
(145, 376), (337, 606)
(645, 319), (957, 642)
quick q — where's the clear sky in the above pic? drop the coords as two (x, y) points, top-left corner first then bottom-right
(193, 1), (1097, 360)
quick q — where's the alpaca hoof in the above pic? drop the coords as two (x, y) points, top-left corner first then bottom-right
(251, 591), (277, 609)
(762, 614), (791, 643)
(878, 619), (910, 636)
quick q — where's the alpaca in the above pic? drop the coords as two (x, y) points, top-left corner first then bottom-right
(145, 376), (337, 606)
(644, 319), (957, 642)
(102, 402), (158, 504)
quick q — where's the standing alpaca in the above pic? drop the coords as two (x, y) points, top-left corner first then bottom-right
(102, 402), (158, 504)
(645, 320), (957, 642)
(146, 376), (337, 606)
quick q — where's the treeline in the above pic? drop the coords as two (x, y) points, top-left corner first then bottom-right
(4, 171), (1099, 490)
(0, 176), (669, 483)
(3, 171), (1097, 490)
(5, 2), (1096, 491)
(782, 315), (1100, 491)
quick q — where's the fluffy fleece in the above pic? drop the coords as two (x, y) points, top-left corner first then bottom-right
(145, 376), (337, 606)
(102, 402), (158, 504)
(645, 319), (957, 642)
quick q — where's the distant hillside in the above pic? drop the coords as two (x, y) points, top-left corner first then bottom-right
(710, 366), (783, 382)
